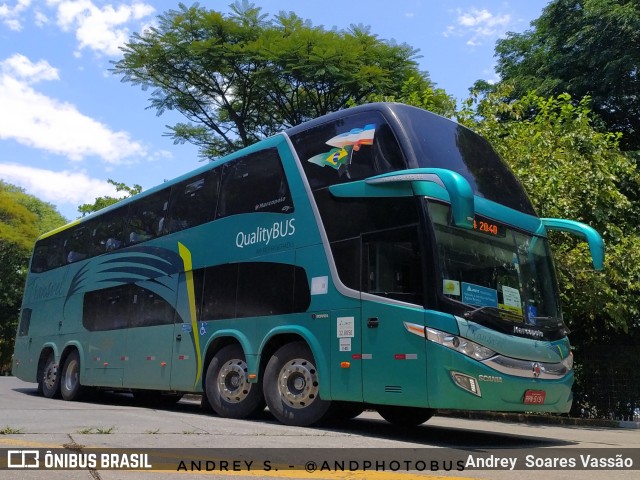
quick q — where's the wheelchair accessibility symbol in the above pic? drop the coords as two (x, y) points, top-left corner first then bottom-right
(199, 322), (207, 336)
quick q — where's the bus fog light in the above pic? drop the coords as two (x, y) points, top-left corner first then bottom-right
(451, 371), (481, 397)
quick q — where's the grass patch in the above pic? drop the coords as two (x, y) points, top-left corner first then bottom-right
(0, 426), (23, 434)
(77, 426), (115, 434)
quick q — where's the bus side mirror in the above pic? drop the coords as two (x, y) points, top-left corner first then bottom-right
(329, 168), (475, 229)
(540, 218), (605, 271)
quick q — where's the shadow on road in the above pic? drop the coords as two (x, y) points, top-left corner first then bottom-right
(14, 385), (575, 449)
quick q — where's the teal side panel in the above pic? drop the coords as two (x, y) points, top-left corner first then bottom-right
(83, 330), (125, 387)
(11, 335), (34, 381)
(328, 308), (362, 402)
(13, 264), (78, 382)
(123, 324), (175, 390)
(361, 301), (428, 406)
(295, 244), (361, 401)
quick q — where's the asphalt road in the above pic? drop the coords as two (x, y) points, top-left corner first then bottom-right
(0, 376), (637, 480)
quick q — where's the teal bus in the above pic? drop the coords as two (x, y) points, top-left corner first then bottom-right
(12, 103), (604, 427)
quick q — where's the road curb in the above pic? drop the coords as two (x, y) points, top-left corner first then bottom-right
(437, 410), (638, 429)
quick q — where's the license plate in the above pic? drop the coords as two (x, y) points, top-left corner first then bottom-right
(523, 390), (546, 404)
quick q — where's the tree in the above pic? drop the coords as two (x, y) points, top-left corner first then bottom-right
(458, 87), (640, 343)
(0, 182), (67, 373)
(0, 181), (68, 235)
(488, 0), (640, 150)
(113, 1), (437, 158)
(361, 75), (457, 118)
(77, 179), (142, 216)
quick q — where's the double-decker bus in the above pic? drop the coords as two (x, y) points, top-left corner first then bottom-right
(12, 103), (604, 427)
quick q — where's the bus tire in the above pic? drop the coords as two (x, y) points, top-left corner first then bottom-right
(60, 350), (85, 401)
(376, 405), (434, 426)
(205, 345), (264, 419)
(263, 342), (330, 426)
(39, 351), (60, 399)
(324, 401), (366, 423)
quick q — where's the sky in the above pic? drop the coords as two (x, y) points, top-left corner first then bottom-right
(0, 0), (548, 221)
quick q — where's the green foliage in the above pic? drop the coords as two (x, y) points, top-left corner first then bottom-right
(490, 0), (640, 150)
(459, 87), (640, 342)
(112, 2), (434, 158)
(77, 179), (142, 216)
(0, 182), (67, 373)
(0, 187), (38, 251)
(361, 75), (456, 118)
(0, 181), (67, 236)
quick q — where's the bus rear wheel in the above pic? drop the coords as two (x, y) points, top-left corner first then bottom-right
(39, 351), (60, 399)
(263, 342), (330, 426)
(205, 345), (263, 419)
(376, 405), (434, 426)
(60, 350), (85, 401)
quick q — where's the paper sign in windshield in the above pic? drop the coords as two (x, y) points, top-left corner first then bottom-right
(461, 283), (498, 308)
(501, 286), (522, 310)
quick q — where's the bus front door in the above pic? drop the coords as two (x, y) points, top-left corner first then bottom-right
(361, 301), (428, 406)
(360, 229), (428, 406)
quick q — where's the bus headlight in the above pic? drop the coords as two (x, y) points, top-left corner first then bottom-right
(426, 328), (496, 361)
(561, 352), (574, 371)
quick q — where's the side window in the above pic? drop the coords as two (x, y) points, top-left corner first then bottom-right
(196, 262), (310, 321)
(31, 236), (64, 272)
(166, 169), (219, 233)
(125, 188), (170, 245)
(91, 208), (126, 253)
(330, 238), (361, 291)
(83, 284), (177, 331)
(200, 264), (238, 321)
(236, 263), (295, 317)
(130, 285), (176, 328)
(83, 285), (132, 331)
(291, 111), (405, 190)
(17, 308), (32, 336)
(235, 263), (310, 318)
(216, 148), (294, 218)
(362, 226), (424, 305)
(63, 226), (92, 264)
(312, 191), (422, 299)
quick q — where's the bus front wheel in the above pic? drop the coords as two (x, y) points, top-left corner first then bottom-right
(376, 405), (434, 426)
(39, 351), (60, 399)
(60, 350), (86, 401)
(263, 342), (330, 426)
(205, 345), (264, 419)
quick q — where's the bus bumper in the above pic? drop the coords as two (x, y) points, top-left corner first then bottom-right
(426, 344), (573, 413)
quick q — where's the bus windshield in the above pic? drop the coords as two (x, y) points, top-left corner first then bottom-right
(427, 201), (565, 338)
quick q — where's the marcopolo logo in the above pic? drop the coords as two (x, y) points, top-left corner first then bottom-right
(235, 219), (296, 249)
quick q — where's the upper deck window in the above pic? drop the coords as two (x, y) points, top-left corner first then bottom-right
(289, 111), (406, 190)
(398, 106), (536, 215)
(216, 148), (294, 218)
(166, 169), (220, 233)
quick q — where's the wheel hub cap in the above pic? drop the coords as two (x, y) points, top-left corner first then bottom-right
(277, 358), (319, 409)
(218, 359), (251, 403)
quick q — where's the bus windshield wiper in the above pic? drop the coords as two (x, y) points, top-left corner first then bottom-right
(463, 305), (502, 320)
